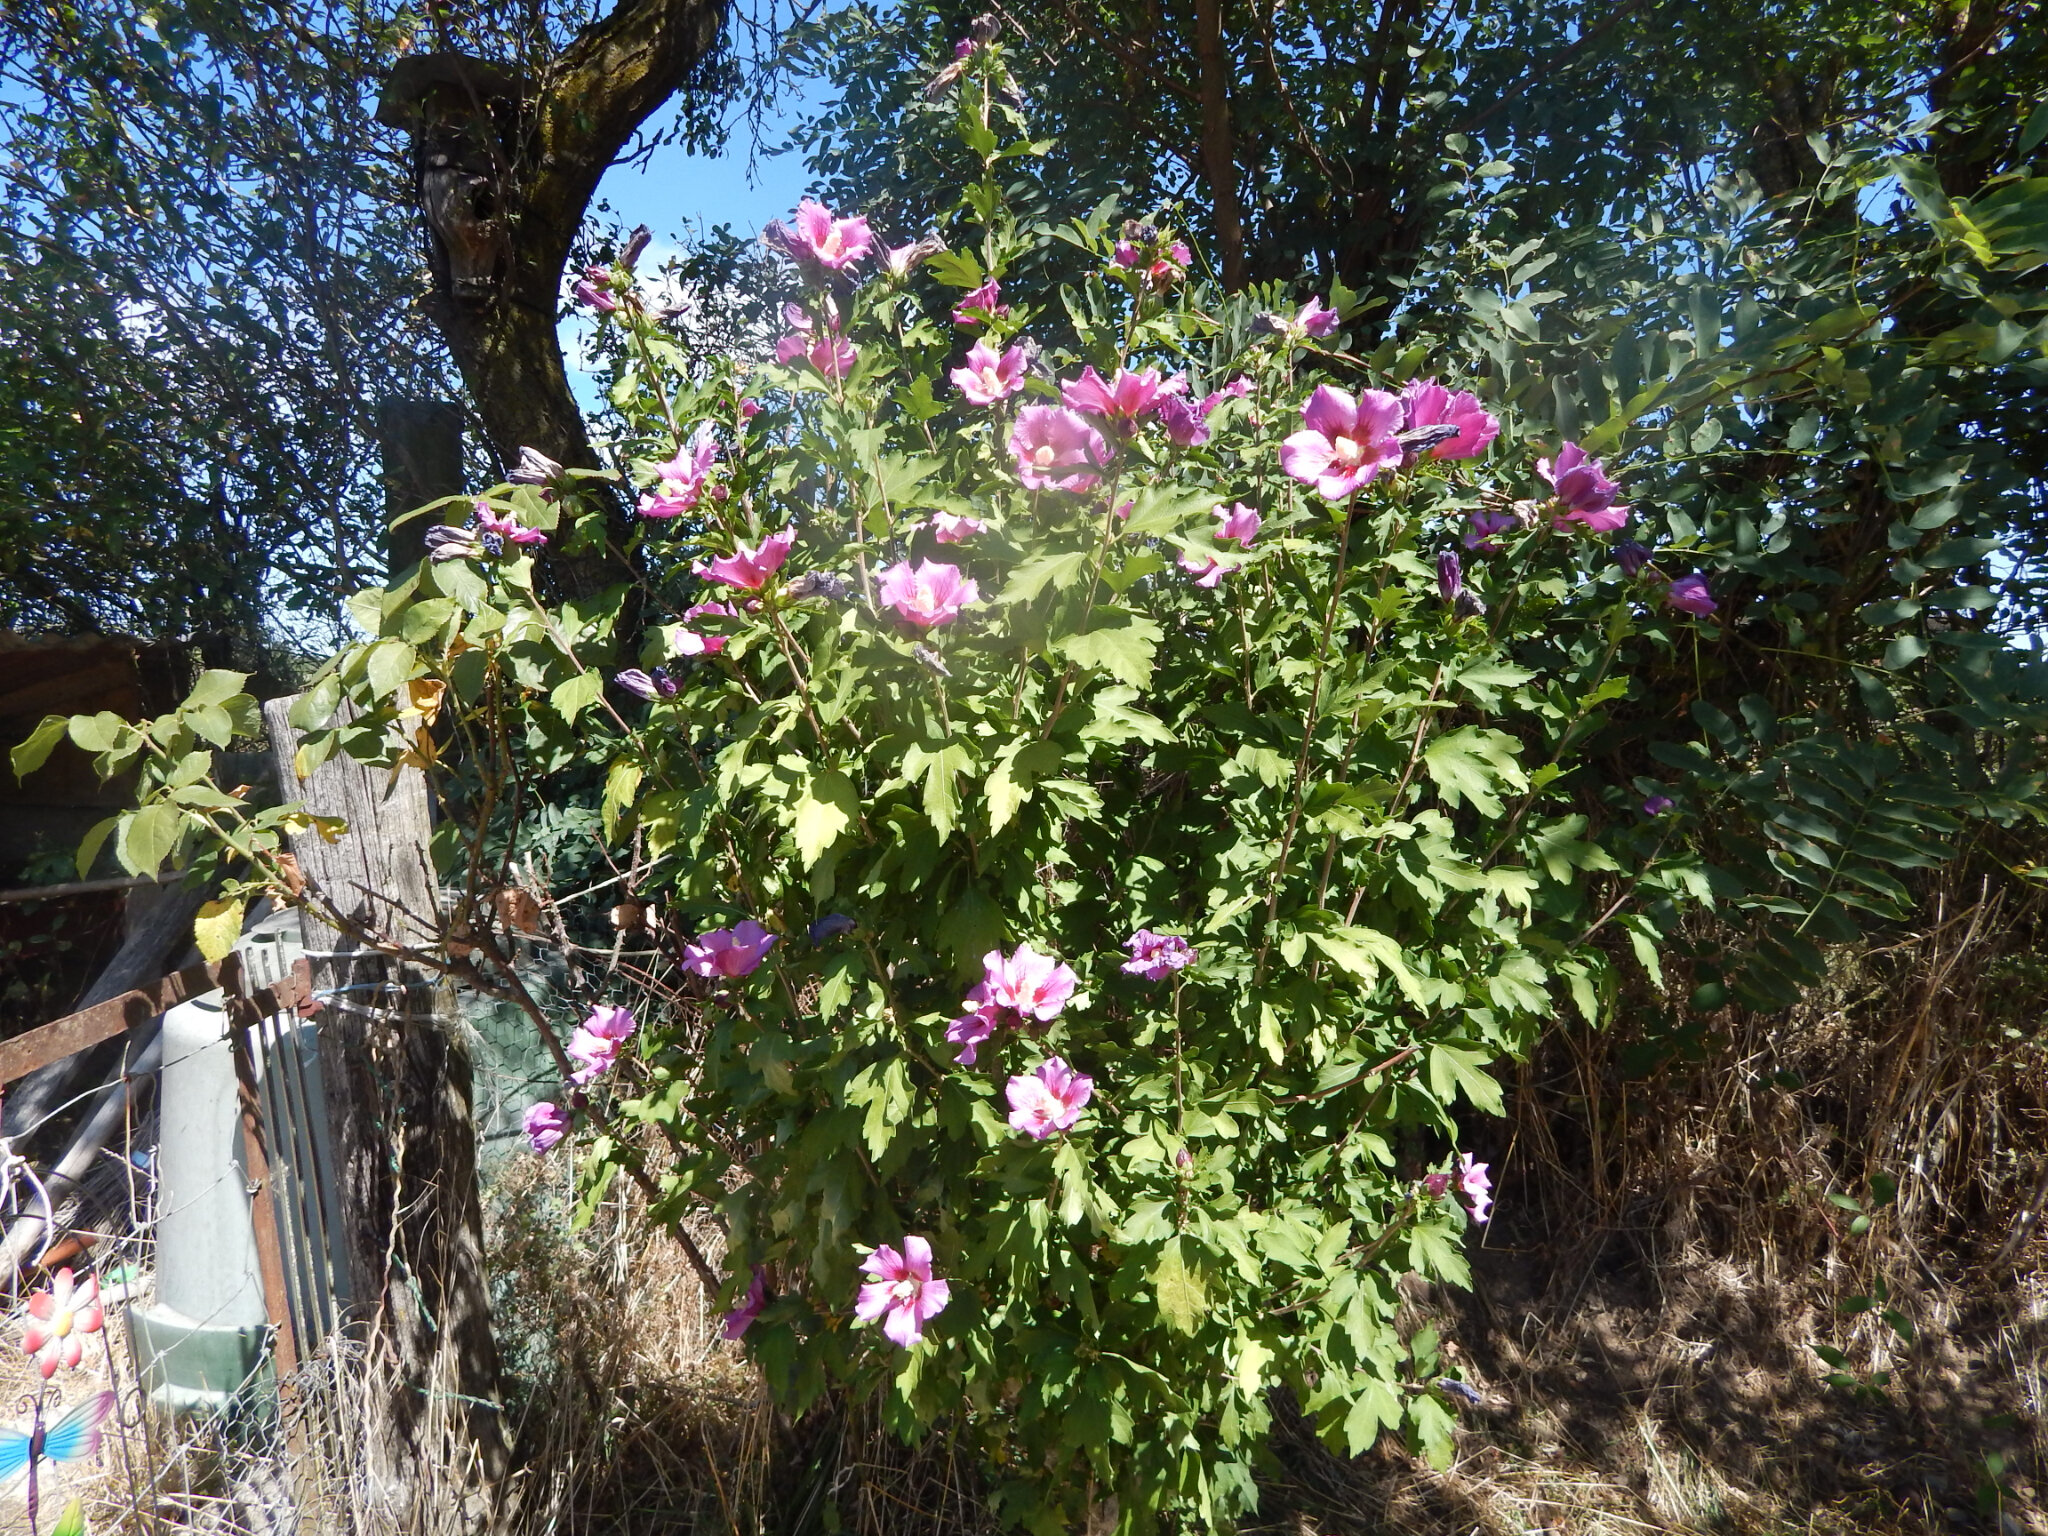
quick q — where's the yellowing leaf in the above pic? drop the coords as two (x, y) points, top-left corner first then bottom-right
(193, 898), (245, 963)
(792, 767), (860, 868)
(1151, 1238), (1208, 1335)
(400, 677), (447, 725)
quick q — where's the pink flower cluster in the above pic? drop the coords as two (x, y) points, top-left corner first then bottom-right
(946, 943), (1079, 1064)
(878, 560), (978, 628)
(638, 426), (722, 520)
(568, 1003), (637, 1086)
(684, 919), (777, 978)
(573, 264), (619, 313)
(855, 1235), (950, 1347)
(1005, 1056), (1094, 1139)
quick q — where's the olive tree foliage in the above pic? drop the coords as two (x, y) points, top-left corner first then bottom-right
(0, 1), (453, 651)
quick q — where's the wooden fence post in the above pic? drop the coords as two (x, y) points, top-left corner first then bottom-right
(263, 696), (509, 1532)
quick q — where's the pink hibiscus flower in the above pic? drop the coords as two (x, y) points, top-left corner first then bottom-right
(950, 340), (1026, 405)
(1456, 1153), (1494, 1223)
(1214, 502), (1260, 547)
(1665, 573), (1717, 616)
(638, 426), (722, 519)
(722, 1266), (767, 1340)
(764, 199), (873, 273)
(1008, 405), (1112, 492)
(684, 919), (778, 979)
(1005, 1056), (1094, 1139)
(1122, 929), (1196, 980)
(694, 527), (796, 590)
(22, 1267), (103, 1378)
(567, 1002), (638, 1086)
(878, 560), (978, 628)
(946, 982), (1001, 1065)
(672, 600), (736, 657)
(1279, 385), (1405, 499)
(522, 1101), (569, 1154)
(981, 943), (1077, 1021)
(1178, 551), (1226, 588)
(952, 277), (1008, 325)
(1294, 297), (1340, 337)
(854, 1236), (951, 1347)
(473, 502), (548, 546)
(1400, 379), (1500, 461)
(927, 512), (985, 543)
(1060, 365), (1176, 425)
(1537, 442), (1630, 532)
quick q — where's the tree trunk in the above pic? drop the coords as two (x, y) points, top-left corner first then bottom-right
(263, 695), (509, 1535)
(377, 0), (727, 604)
(1193, 0), (1246, 289)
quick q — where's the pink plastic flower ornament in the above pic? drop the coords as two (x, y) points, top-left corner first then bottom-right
(1280, 385), (1405, 499)
(1456, 1153), (1494, 1223)
(22, 1267), (103, 1378)
(1400, 379), (1500, 460)
(694, 527), (795, 590)
(672, 600), (736, 657)
(878, 560), (978, 628)
(722, 1267), (767, 1341)
(522, 1101), (569, 1153)
(1214, 502), (1261, 547)
(1538, 442), (1631, 532)
(1005, 1056), (1094, 1140)
(684, 920), (778, 979)
(981, 944), (1077, 1021)
(1122, 929), (1195, 980)
(950, 340), (1026, 404)
(1009, 405), (1112, 492)
(1665, 573), (1718, 616)
(854, 1236), (950, 1347)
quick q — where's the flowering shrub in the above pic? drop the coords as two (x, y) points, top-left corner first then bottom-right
(12, 38), (1733, 1536)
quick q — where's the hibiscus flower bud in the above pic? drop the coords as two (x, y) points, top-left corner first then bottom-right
(621, 224), (653, 271)
(509, 446), (565, 485)
(1615, 539), (1653, 578)
(1437, 550), (1463, 604)
(424, 526), (481, 562)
